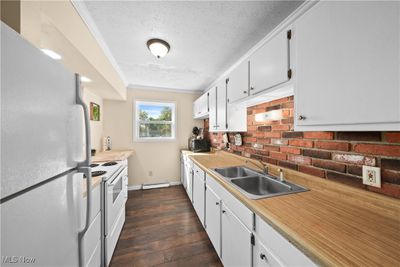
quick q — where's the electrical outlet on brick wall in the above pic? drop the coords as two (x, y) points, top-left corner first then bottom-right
(362, 166), (381, 188)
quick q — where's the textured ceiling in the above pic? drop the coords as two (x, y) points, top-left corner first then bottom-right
(78, 1), (303, 92)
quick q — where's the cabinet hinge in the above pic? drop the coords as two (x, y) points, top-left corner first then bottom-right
(287, 30), (292, 40)
(287, 69), (292, 79)
(227, 98), (230, 103)
(252, 213), (256, 231)
(251, 234), (255, 246)
(226, 123), (228, 129)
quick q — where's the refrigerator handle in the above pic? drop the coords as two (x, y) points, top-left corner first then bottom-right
(75, 74), (92, 267)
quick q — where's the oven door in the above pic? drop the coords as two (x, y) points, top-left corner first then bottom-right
(105, 167), (127, 235)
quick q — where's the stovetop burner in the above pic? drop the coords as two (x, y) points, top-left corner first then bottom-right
(92, 170), (107, 177)
(102, 161), (118, 166)
(90, 163), (99, 168)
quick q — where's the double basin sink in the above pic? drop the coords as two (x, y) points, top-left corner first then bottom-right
(212, 166), (308, 199)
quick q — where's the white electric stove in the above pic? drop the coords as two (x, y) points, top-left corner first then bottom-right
(91, 160), (128, 267)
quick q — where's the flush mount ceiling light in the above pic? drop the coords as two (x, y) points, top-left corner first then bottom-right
(41, 49), (62, 60)
(146, 39), (170, 58)
(80, 76), (92, 83)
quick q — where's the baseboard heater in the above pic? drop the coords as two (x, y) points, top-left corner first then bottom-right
(142, 182), (170, 190)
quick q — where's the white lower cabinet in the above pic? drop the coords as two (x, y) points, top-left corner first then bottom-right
(205, 185), (221, 256)
(81, 185), (101, 267)
(187, 164), (315, 267)
(193, 164), (206, 226)
(254, 239), (283, 267)
(255, 216), (316, 267)
(221, 203), (253, 267)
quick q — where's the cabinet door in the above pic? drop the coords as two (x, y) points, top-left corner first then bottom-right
(185, 163), (193, 202)
(221, 203), (252, 267)
(216, 79), (227, 131)
(294, 1), (400, 129)
(208, 87), (217, 132)
(227, 60), (249, 103)
(254, 239), (283, 267)
(193, 171), (205, 227)
(227, 103), (247, 132)
(205, 186), (221, 256)
(193, 93), (209, 118)
(250, 29), (290, 95)
(180, 157), (186, 189)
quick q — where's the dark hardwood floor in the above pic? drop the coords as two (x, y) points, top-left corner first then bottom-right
(110, 185), (223, 267)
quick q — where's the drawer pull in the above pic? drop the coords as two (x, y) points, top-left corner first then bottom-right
(298, 115), (306, 120)
(260, 253), (268, 261)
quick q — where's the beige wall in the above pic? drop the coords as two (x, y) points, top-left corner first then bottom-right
(103, 87), (202, 187)
(83, 89), (104, 151)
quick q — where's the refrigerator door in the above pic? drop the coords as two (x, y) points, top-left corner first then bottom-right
(1, 23), (84, 199)
(0, 171), (82, 266)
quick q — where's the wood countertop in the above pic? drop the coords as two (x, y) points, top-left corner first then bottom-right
(92, 149), (134, 162)
(189, 151), (400, 267)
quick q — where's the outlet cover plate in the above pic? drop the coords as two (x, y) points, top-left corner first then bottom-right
(362, 166), (381, 188)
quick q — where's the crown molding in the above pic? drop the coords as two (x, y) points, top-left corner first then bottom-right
(71, 0), (129, 86)
(127, 84), (203, 95)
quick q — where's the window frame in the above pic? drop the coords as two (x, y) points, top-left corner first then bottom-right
(134, 100), (177, 142)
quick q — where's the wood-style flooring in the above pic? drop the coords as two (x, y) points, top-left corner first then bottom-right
(110, 185), (223, 267)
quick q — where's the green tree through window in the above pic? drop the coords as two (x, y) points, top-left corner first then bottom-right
(135, 101), (176, 140)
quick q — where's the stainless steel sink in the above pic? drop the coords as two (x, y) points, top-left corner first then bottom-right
(213, 166), (260, 178)
(211, 166), (308, 199)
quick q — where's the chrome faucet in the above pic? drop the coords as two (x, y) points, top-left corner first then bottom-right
(245, 160), (268, 174)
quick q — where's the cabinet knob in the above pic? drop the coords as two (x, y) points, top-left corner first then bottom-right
(222, 210), (226, 213)
(298, 115), (306, 120)
(260, 254), (268, 261)
(250, 87), (255, 90)
(216, 202), (219, 205)
(243, 91), (247, 94)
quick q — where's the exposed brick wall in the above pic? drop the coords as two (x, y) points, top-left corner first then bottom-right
(204, 96), (400, 198)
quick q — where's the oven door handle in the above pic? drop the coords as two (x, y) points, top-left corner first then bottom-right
(108, 173), (123, 187)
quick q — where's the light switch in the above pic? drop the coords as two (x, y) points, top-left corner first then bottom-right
(362, 166), (381, 188)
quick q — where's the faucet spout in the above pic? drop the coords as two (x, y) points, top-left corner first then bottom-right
(245, 159), (268, 174)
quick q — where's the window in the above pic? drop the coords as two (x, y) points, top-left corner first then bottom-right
(135, 100), (176, 141)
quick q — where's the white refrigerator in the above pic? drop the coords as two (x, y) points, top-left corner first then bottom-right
(0, 22), (93, 266)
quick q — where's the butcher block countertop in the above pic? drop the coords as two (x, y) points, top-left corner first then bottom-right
(189, 151), (400, 267)
(92, 149), (134, 162)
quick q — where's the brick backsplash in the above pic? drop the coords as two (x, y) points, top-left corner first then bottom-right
(204, 96), (400, 198)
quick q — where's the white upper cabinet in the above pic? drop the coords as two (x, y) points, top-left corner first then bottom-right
(216, 79), (227, 131)
(208, 87), (217, 130)
(227, 60), (249, 104)
(294, 1), (400, 130)
(249, 29), (291, 96)
(193, 92), (209, 119)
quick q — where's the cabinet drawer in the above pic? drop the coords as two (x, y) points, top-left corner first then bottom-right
(85, 239), (101, 267)
(254, 238), (283, 267)
(82, 211), (101, 267)
(255, 216), (316, 266)
(82, 184), (101, 224)
(206, 173), (253, 230)
(193, 163), (205, 179)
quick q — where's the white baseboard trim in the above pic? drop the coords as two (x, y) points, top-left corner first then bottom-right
(128, 185), (142, 191)
(128, 181), (182, 191)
